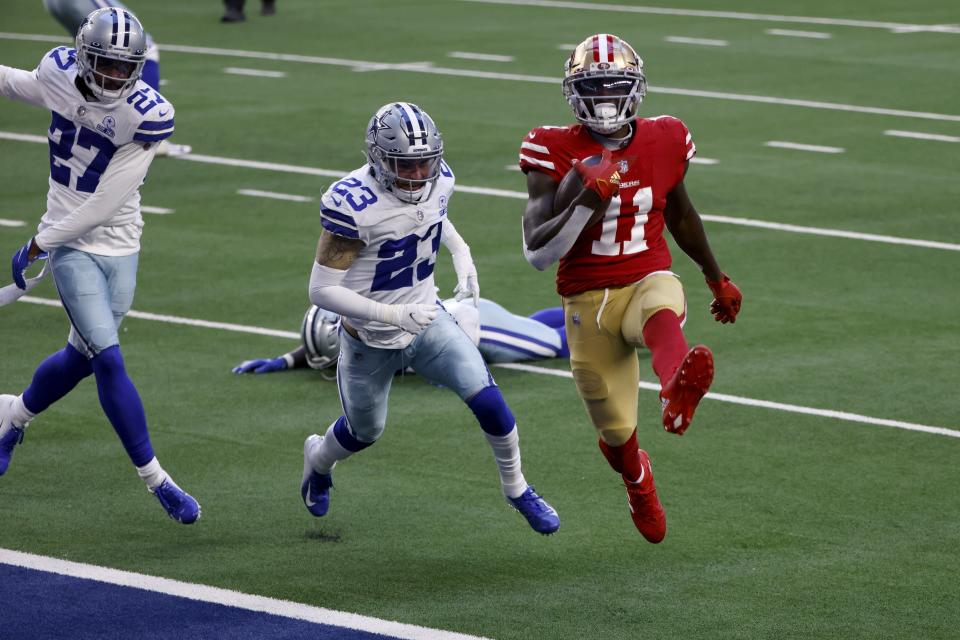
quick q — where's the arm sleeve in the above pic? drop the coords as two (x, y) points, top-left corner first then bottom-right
(308, 261), (394, 324)
(522, 204), (596, 271)
(0, 65), (45, 108)
(441, 219), (474, 277)
(35, 143), (158, 251)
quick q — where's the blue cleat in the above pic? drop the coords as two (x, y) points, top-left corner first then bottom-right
(508, 486), (560, 535)
(152, 478), (201, 524)
(0, 394), (28, 477)
(0, 426), (25, 477)
(301, 435), (333, 517)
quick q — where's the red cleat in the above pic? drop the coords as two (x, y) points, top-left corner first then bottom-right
(659, 344), (714, 436)
(625, 449), (666, 543)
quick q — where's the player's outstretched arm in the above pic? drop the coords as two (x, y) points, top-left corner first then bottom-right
(664, 176), (742, 323)
(522, 170), (606, 271)
(0, 65), (45, 107)
(308, 231), (438, 334)
(232, 346), (308, 374)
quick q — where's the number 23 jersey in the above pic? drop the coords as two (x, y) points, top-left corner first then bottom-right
(319, 164), (455, 349)
(519, 117), (695, 297)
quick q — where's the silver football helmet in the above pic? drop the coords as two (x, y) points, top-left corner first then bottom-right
(562, 34), (647, 135)
(75, 7), (147, 101)
(365, 102), (443, 203)
(301, 306), (340, 371)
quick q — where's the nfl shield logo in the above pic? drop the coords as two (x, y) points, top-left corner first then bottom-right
(416, 209), (424, 222)
(618, 160), (629, 173)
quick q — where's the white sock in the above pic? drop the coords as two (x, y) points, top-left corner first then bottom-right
(136, 457), (168, 491)
(307, 422), (354, 474)
(10, 395), (36, 428)
(485, 427), (529, 499)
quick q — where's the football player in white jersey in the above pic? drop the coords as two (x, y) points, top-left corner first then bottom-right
(230, 298), (569, 375)
(300, 102), (560, 535)
(0, 8), (200, 524)
(43, 0), (192, 157)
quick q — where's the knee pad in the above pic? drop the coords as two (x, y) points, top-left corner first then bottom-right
(572, 366), (608, 401)
(332, 416), (378, 452)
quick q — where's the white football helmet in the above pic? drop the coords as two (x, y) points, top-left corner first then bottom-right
(562, 34), (647, 135)
(301, 306), (340, 370)
(365, 102), (444, 203)
(75, 7), (147, 100)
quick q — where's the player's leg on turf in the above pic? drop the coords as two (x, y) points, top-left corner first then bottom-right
(564, 286), (666, 542)
(50, 247), (199, 523)
(411, 311), (559, 534)
(622, 272), (713, 435)
(476, 299), (566, 363)
(301, 327), (400, 516)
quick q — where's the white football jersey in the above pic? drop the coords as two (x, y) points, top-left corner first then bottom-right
(319, 162), (456, 348)
(0, 46), (174, 255)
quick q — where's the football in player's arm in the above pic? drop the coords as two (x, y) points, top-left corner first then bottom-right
(0, 8), (199, 524)
(519, 34), (743, 544)
(297, 102), (560, 535)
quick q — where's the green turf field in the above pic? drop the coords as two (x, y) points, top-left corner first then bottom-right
(1, 1), (959, 638)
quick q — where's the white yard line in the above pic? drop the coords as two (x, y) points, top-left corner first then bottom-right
(141, 206), (174, 215)
(884, 129), (960, 143)
(448, 51), (514, 62)
(457, 1), (960, 34)
(0, 549), (492, 640)
(765, 28), (832, 39)
(237, 188), (314, 203)
(0, 218), (25, 227)
(1, 33), (958, 123)
(765, 140), (845, 153)
(223, 66), (288, 78)
(664, 36), (729, 47)
(690, 156), (719, 165)
(2, 131), (956, 252)
(13, 296), (959, 438)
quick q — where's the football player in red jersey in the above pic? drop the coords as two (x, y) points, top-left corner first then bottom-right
(519, 34), (743, 543)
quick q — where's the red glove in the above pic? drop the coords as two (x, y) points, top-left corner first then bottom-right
(572, 151), (621, 201)
(706, 274), (742, 324)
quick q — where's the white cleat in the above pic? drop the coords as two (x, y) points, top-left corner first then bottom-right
(156, 140), (192, 157)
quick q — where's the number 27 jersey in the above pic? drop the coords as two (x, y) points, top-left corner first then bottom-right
(519, 117), (696, 297)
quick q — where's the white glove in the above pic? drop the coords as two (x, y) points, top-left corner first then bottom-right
(453, 267), (480, 306)
(384, 303), (439, 334)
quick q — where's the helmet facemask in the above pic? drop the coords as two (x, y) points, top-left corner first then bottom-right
(562, 34), (647, 135)
(365, 102), (444, 203)
(75, 8), (147, 101)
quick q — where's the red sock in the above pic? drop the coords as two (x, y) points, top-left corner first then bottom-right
(598, 430), (643, 482)
(642, 309), (689, 387)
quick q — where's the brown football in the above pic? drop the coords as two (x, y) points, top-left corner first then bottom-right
(553, 155), (607, 225)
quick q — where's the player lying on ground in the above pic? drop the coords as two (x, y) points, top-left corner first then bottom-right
(231, 298), (570, 375)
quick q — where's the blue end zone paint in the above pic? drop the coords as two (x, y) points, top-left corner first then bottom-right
(0, 564), (396, 640)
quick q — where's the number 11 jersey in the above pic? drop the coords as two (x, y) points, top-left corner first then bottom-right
(518, 117), (696, 296)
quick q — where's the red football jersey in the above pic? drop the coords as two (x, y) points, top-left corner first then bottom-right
(519, 117), (696, 296)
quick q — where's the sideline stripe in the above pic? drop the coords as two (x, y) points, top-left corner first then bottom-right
(13, 296), (958, 438)
(765, 28), (832, 39)
(238, 188), (314, 202)
(458, 1), (960, 34)
(20, 296), (300, 340)
(224, 66), (288, 78)
(698, 214), (960, 251)
(765, 140), (845, 153)
(884, 129), (960, 143)
(1, 32), (958, 123)
(0, 549), (492, 640)
(2, 131), (956, 252)
(495, 363), (960, 439)
(664, 36), (729, 46)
